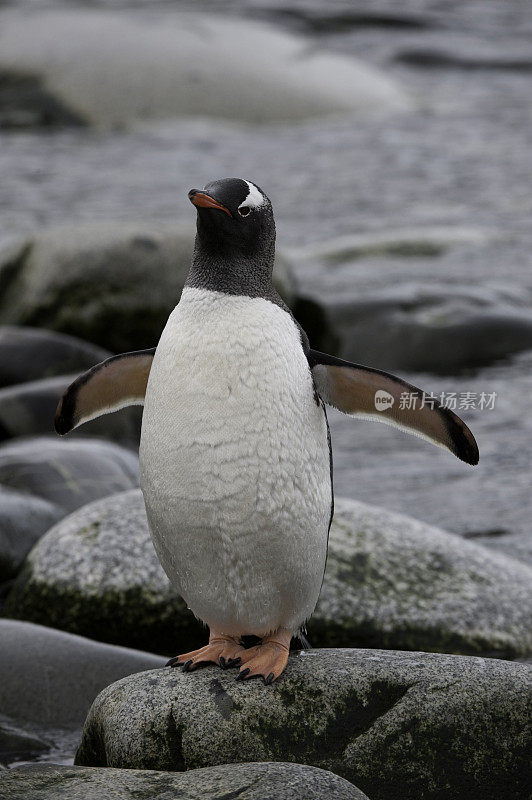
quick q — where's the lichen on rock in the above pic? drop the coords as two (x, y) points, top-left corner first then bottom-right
(6, 490), (532, 660)
(74, 649), (532, 800)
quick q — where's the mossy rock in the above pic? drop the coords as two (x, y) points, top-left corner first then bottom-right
(75, 649), (532, 800)
(309, 497), (532, 658)
(4, 489), (199, 655)
(0, 762), (367, 799)
(0, 437), (140, 582)
(5, 490), (532, 659)
(0, 222), (294, 353)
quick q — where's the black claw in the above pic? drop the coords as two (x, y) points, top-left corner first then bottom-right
(166, 656), (180, 667)
(236, 667), (250, 681)
(264, 672), (275, 685)
(182, 659), (194, 673)
(219, 656), (227, 669)
(227, 657), (241, 667)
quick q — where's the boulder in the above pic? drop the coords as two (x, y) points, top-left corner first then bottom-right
(0, 9), (410, 128)
(6, 490), (532, 660)
(310, 498), (532, 657)
(0, 437), (139, 514)
(0, 377), (142, 446)
(395, 45), (532, 71)
(269, 7), (431, 34)
(288, 227), (492, 265)
(287, 227), (532, 373)
(0, 715), (49, 767)
(0, 619), (164, 730)
(329, 287), (532, 373)
(0, 222), (293, 353)
(4, 490), (195, 655)
(0, 326), (109, 388)
(75, 649), (532, 800)
(0, 438), (139, 581)
(293, 275), (532, 374)
(0, 70), (85, 130)
(0, 762), (367, 799)
(0, 486), (61, 582)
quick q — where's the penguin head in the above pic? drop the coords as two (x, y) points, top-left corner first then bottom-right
(188, 178), (275, 257)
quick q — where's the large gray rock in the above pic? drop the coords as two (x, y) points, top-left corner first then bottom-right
(0, 70), (85, 130)
(287, 227), (532, 373)
(329, 285), (532, 373)
(0, 619), (164, 730)
(0, 222), (293, 352)
(7, 489), (532, 659)
(310, 498), (532, 657)
(0, 762), (367, 799)
(0, 437), (139, 513)
(0, 376), (142, 446)
(0, 715), (49, 767)
(0, 437), (139, 581)
(0, 486), (61, 581)
(75, 649), (532, 800)
(0, 326), (109, 388)
(288, 227), (493, 265)
(288, 227), (532, 372)
(0, 9), (410, 128)
(4, 490), (193, 654)
(290, 239), (532, 371)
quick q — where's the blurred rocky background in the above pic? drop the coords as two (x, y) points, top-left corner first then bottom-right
(1, 2), (531, 799)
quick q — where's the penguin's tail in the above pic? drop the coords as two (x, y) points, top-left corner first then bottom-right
(292, 630), (312, 651)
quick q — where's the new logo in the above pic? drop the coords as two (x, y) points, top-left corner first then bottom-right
(374, 390), (395, 411)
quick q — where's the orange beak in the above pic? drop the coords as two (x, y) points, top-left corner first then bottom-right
(188, 189), (232, 217)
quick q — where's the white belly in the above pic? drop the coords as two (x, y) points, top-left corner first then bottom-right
(139, 288), (331, 636)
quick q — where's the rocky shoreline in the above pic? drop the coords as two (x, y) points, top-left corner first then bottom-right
(2, 1), (532, 798)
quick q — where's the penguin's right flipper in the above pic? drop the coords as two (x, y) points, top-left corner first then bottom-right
(308, 349), (479, 466)
(55, 348), (155, 435)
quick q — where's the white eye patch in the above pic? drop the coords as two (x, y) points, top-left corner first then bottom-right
(239, 181), (265, 212)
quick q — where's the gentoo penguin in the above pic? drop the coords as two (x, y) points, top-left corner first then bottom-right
(55, 178), (479, 683)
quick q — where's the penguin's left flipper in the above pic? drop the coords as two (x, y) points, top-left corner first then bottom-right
(309, 349), (479, 466)
(55, 348), (156, 435)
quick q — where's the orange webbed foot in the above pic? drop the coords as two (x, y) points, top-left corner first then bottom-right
(236, 628), (292, 684)
(167, 630), (245, 672)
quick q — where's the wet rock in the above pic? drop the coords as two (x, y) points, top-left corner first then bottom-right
(0, 762), (367, 800)
(75, 650), (532, 800)
(4, 490), (195, 655)
(0, 716), (49, 767)
(0, 9), (410, 128)
(313, 284), (532, 374)
(0, 486), (61, 582)
(287, 228), (530, 371)
(309, 498), (532, 658)
(0, 222), (293, 353)
(0, 326), (109, 388)
(7, 489), (532, 659)
(270, 7), (431, 34)
(0, 377), (142, 446)
(0, 437), (139, 514)
(0, 70), (85, 130)
(0, 619), (164, 729)
(395, 47), (532, 71)
(288, 227), (493, 265)
(0, 437), (139, 581)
